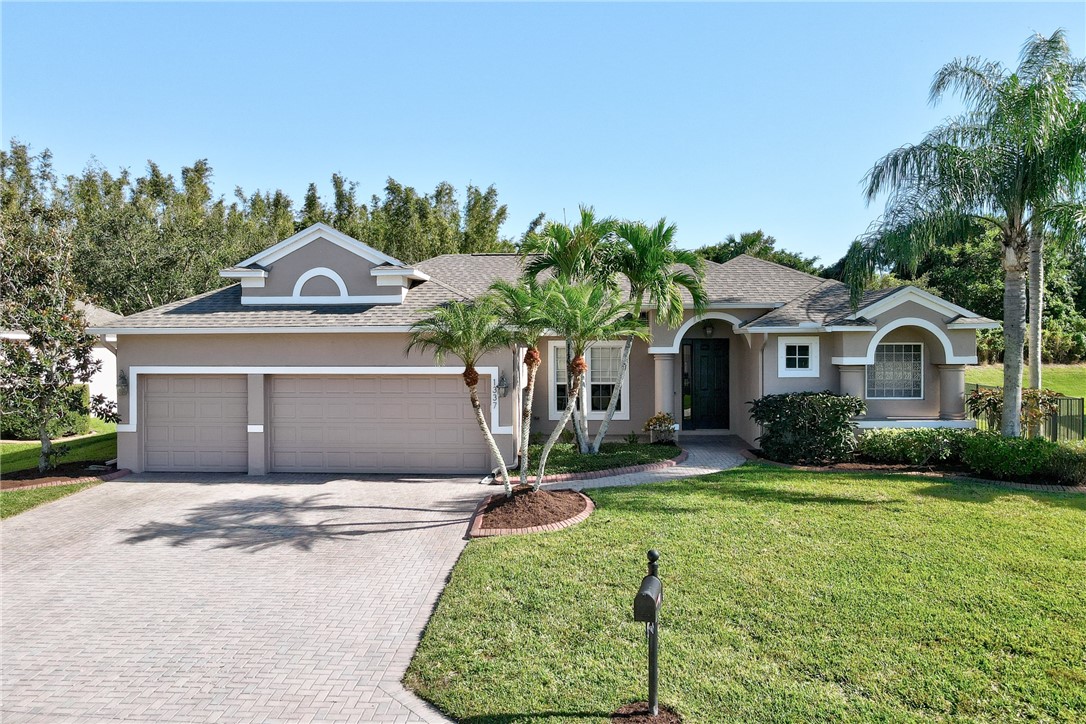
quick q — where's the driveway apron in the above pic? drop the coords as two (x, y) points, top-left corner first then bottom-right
(2, 473), (486, 723)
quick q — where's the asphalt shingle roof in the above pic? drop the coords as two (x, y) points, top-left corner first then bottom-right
(92, 251), (991, 332)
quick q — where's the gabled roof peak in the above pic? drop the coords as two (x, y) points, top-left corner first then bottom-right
(233, 223), (406, 269)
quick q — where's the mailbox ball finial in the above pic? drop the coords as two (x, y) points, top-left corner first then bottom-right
(647, 549), (660, 563)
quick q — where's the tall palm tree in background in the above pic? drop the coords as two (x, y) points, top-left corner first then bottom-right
(845, 30), (1086, 437)
(589, 219), (708, 453)
(522, 206), (617, 452)
(534, 281), (650, 487)
(489, 278), (551, 487)
(408, 299), (514, 495)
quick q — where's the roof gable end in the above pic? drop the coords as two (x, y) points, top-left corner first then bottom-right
(235, 223), (405, 269)
(846, 286), (982, 322)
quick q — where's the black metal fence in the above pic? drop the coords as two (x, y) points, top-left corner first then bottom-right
(965, 383), (1086, 442)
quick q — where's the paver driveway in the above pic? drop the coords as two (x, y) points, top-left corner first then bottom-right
(2, 473), (488, 723)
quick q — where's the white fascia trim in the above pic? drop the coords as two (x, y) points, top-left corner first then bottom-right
(292, 267), (349, 297)
(546, 340), (631, 421)
(241, 288), (407, 306)
(235, 223), (404, 268)
(777, 336), (820, 378)
(642, 302), (783, 310)
(370, 267), (430, 282)
(948, 321), (1002, 330)
(742, 325), (878, 333)
(220, 269), (268, 279)
(647, 311), (748, 354)
(88, 326), (415, 335)
(116, 365), (511, 436)
(830, 317), (978, 365)
(848, 286), (979, 322)
(856, 419), (976, 429)
(247, 424), (264, 433)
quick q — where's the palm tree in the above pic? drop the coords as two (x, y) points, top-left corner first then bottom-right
(489, 277), (551, 487)
(535, 281), (650, 488)
(522, 205), (618, 453)
(407, 299), (515, 495)
(845, 30), (1086, 437)
(589, 219), (708, 453)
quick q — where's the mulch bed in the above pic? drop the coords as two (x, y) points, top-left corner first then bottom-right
(612, 701), (683, 722)
(1, 460), (118, 490)
(480, 485), (587, 530)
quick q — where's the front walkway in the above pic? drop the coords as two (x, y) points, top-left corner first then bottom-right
(542, 436), (747, 490)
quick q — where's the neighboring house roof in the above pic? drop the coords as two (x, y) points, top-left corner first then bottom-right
(75, 301), (123, 327)
(88, 224), (996, 334)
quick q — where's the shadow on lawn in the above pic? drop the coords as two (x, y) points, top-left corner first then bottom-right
(457, 712), (613, 723)
(912, 482), (1086, 510)
(120, 493), (473, 551)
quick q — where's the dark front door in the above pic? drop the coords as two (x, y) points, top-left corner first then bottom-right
(685, 339), (729, 429)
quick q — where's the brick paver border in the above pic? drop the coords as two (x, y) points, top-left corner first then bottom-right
(739, 450), (1085, 494)
(0, 468), (131, 492)
(468, 491), (595, 538)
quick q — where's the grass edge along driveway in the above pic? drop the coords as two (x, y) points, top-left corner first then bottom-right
(406, 465), (1086, 723)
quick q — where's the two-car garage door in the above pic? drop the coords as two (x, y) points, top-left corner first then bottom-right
(268, 375), (489, 474)
(142, 374), (489, 474)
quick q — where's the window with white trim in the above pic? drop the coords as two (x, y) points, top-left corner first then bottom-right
(867, 343), (923, 399)
(777, 336), (820, 378)
(548, 341), (630, 420)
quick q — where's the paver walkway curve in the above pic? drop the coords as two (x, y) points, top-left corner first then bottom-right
(1, 440), (745, 723)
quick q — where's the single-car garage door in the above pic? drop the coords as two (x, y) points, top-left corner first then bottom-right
(268, 375), (490, 474)
(143, 375), (248, 472)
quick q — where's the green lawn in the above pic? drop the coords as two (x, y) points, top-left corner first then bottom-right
(0, 481), (101, 519)
(967, 364), (1086, 398)
(0, 419), (117, 475)
(527, 442), (679, 475)
(406, 465), (1086, 723)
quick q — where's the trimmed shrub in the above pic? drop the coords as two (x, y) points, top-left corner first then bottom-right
(749, 391), (865, 465)
(857, 427), (975, 466)
(960, 432), (1058, 482)
(1, 385), (91, 441)
(1048, 441), (1086, 487)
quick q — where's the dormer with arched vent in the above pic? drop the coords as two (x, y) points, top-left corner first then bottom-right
(220, 223), (428, 306)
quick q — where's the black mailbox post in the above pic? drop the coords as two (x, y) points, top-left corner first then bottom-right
(633, 549), (663, 716)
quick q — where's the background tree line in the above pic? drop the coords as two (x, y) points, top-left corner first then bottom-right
(1, 140), (515, 316)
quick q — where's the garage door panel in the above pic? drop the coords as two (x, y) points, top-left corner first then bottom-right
(143, 375), (248, 473)
(269, 374), (490, 474)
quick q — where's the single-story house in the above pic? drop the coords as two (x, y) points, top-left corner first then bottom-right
(90, 223), (998, 475)
(3, 300), (123, 405)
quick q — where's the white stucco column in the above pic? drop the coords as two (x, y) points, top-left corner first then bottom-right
(937, 364), (967, 420)
(653, 353), (676, 418)
(247, 373), (266, 475)
(837, 364), (867, 417)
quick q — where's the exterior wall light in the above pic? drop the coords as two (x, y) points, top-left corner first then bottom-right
(495, 373), (510, 398)
(117, 370), (129, 396)
(703, 322), (715, 338)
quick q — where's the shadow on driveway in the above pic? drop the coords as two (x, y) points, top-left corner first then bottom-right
(121, 493), (474, 552)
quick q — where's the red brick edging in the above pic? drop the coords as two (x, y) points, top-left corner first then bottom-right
(524, 449), (688, 484)
(0, 468), (131, 492)
(739, 449), (1085, 494)
(468, 491), (596, 538)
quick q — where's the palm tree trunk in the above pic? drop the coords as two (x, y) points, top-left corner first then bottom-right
(1026, 233), (1044, 437)
(518, 349), (540, 487)
(1028, 233), (1043, 389)
(590, 334), (634, 453)
(1002, 259), (1028, 438)
(536, 369), (584, 490)
(467, 377), (512, 496)
(567, 341), (590, 453)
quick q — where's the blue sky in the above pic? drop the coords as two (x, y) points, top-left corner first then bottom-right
(3, 2), (1083, 264)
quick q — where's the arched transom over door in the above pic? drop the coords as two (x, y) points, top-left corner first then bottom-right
(267, 375), (490, 474)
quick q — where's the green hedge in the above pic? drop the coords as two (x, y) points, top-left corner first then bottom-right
(1, 385), (91, 441)
(858, 428), (1085, 486)
(857, 427), (975, 466)
(749, 391), (865, 465)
